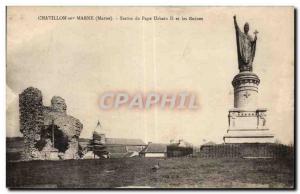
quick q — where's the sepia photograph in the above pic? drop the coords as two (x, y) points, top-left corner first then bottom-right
(6, 6), (295, 189)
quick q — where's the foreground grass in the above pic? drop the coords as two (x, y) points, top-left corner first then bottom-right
(7, 157), (294, 189)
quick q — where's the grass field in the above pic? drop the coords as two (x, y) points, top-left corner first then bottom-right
(7, 157), (294, 189)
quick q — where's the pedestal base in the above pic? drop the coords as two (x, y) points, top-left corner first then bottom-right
(223, 108), (275, 143)
(223, 130), (275, 143)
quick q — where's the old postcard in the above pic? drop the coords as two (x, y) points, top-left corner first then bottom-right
(6, 6), (294, 189)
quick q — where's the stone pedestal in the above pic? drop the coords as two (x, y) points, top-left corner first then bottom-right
(232, 72), (260, 109)
(223, 71), (274, 143)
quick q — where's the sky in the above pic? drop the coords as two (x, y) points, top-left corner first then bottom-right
(6, 7), (294, 145)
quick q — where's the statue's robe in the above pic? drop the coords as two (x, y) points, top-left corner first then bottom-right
(234, 22), (256, 72)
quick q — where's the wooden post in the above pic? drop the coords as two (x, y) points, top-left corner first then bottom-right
(52, 119), (55, 148)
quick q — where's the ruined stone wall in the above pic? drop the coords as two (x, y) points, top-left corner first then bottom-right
(19, 87), (83, 160)
(19, 87), (44, 160)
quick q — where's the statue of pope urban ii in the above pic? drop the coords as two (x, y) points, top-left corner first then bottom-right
(234, 15), (258, 72)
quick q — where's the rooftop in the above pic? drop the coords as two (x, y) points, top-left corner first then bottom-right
(105, 138), (146, 146)
(140, 143), (167, 153)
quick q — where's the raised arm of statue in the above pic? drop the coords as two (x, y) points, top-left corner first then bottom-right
(233, 15), (240, 32)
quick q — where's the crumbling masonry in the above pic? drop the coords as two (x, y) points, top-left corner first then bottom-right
(19, 87), (83, 160)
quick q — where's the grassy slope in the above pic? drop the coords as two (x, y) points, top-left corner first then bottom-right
(7, 157), (294, 189)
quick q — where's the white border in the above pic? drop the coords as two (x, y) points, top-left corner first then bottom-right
(0, 0), (299, 6)
(1, 0), (298, 194)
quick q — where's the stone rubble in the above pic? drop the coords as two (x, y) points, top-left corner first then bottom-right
(19, 87), (83, 160)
